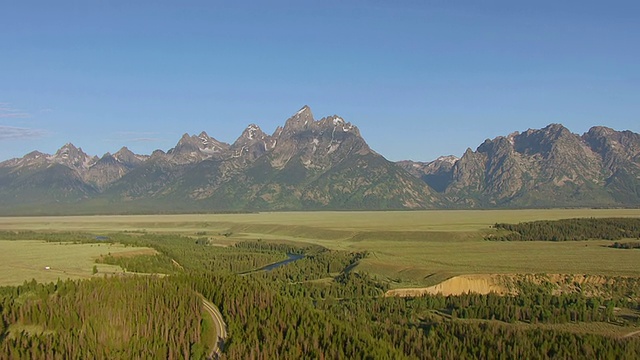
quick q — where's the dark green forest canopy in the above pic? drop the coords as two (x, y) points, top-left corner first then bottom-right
(0, 277), (203, 359)
(489, 217), (640, 241)
(1, 231), (639, 359)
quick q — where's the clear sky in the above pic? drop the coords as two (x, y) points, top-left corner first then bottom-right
(1, 1), (638, 162)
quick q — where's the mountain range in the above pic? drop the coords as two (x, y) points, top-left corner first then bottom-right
(1, 106), (638, 214)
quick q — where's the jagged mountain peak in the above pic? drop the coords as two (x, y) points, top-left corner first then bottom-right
(296, 105), (312, 117)
(435, 155), (459, 165)
(230, 124), (275, 161)
(241, 124), (265, 140)
(175, 132), (213, 148)
(283, 105), (315, 131)
(583, 125), (640, 178)
(0, 150), (49, 169)
(585, 125), (640, 145)
(113, 146), (145, 165)
(406, 123), (631, 207)
(168, 134), (198, 153)
(150, 149), (166, 158)
(233, 124), (269, 147)
(513, 123), (583, 157)
(582, 126), (640, 140)
(586, 126), (618, 138)
(267, 112), (371, 171)
(167, 131), (230, 164)
(24, 150), (47, 159)
(115, 146), (133, 156)
(542, 123), (573, 139)
(520, 123), (572, 142)
(2, 109), (639, 213)
(198, 130), (210, 139)
(53, 142), (81, 157)
(318, 115), (360, 136)
(49, 142), (96, 169)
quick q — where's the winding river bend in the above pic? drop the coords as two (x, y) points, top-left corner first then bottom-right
(261, 253), (304, 271)
(238, 253), (305, 276)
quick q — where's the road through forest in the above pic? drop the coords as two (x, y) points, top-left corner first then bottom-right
(201, 297), (227, 359)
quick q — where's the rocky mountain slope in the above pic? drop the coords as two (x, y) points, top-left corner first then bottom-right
(0, 106), (441, 214)
(400, 124), (640, 207)
(1, 108), (638, 214)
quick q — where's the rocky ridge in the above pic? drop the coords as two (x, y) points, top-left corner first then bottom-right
(400, 124), (640, 207)
(1, 109), (639, 214)
(0, 106), (440, 213)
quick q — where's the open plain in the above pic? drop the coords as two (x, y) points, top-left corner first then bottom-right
(2, 209), (639, 288)
(0, 240), (156, 286)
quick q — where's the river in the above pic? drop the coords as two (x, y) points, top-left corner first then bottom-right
(261, 253), (304, 271)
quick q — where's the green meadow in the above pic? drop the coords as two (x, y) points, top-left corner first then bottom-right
(0, 240), (156, 286)
(1, 209), (639, 288)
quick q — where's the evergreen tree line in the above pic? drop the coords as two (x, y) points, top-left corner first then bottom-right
(95, 253), (179, 274)
(103, 233), (288, 274)
(489, 217), (640, 241)
(445, 292), (634, 324)
(0, 276), (204, 359)
(264, 250), (367, 282)
(317, 295), (640, 359)
(610, 241), (640, 249)
(0, 231), (103, 243)
(233, 241), (323, 255)
(177, 269), (640, 359)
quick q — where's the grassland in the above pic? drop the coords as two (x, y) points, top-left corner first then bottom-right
(1, 208), (639, 232)
(1, 209), (639, 288)
(0, 240), (156, 286)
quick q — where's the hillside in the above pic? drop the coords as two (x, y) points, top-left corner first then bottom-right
(400, 124), (640, 208)
(0, 106), (440, 214)
(1, 108), (639, 214)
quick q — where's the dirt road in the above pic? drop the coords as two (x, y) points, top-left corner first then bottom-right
(623, 329), (640, 338)
(201, 297), (227, 359)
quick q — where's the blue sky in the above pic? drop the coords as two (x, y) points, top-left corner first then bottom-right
(1, 1), (638, 162)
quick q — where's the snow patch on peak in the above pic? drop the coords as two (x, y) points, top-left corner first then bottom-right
(435, 155), (459, 165)
(245, 124), (260, 140)
(333, 117), (344, 125)
(198, 132), (211, 142)
(506, 131), (519, 146)
(296, 106), (310, 115)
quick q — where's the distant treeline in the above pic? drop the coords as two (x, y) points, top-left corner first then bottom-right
(488, 218), (640, 241)
(96, 253), (179, 274)
(610, 241), (640, 250)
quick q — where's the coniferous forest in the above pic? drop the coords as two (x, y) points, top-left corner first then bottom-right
(0, 231), (639, 359)
(490, 218), (640, 241)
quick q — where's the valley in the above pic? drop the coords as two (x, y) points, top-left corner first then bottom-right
(4, 2), (639, 358)
(2, 209), (640, 287)
(1, 209), (640, 358)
